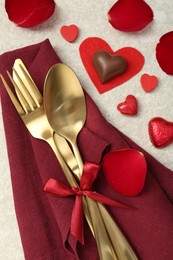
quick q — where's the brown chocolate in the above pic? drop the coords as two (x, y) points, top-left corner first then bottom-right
(92, 50), (127, 84)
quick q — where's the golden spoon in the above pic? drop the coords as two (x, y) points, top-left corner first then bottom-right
(44, 63), (117, 260)
(44, 63), (138, 260)
(44, 63), (84, 174)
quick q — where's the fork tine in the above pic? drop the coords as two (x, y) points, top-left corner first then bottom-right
(13, 68), (36, 111)
(0, 74), (25, 116)
(19, 63), (43, 106)
(6, 71), (30, 114)
(13, 59), (42, 106)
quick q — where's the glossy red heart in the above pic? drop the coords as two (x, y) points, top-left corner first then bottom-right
(79, 37), (144, 94)
(140, 73), (158, 92)
(103, 149), (147, 196)
(117, 95), (138, 115)
(60, 24), (79, 42)
(149, 117), (173, 148)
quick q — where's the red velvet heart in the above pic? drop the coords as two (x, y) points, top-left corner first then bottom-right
(79, 37), (145, 94)
(140, 73), (158, 92)
(103, 149), (147, 196)
(60, 24), (79, 43)
(149, 117), (173, 148)
(117, 95), (138, 115)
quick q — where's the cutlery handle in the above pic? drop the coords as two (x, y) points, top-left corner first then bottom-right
(84, 197), (118, 260)
(54, 133), (94, 235)
(53, 133), (81, 178)
(70, 140), (138, 260)
(98, 204), (138, 260)
(47, 135), (117, 260)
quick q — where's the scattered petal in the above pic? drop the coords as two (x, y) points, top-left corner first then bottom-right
(5, 0), (56, 28)
(156, 31), (173, 74)
(103, 149), (147, 196)
(108, 0), (153, 32)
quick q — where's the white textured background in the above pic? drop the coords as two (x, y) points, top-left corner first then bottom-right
(0, 0), (173, 259)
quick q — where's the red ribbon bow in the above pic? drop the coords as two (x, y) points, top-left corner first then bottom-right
(44, 162), (127, 244)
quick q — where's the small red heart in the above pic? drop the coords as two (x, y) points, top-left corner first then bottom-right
(149, 117), (173, 148)
(79, 37), (144, 94)
(103, 149), (147, 196)
(60, 24), (79, 43)
(140, 73), (158, 92)
(117, 95), (138, 115)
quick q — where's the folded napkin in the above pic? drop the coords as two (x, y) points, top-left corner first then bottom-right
(0, 39), (173, 260)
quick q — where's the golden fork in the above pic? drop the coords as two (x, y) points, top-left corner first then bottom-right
(1, 68), (117, 260)
(13, 60), (79, 178)
(0, 69), (94, 226)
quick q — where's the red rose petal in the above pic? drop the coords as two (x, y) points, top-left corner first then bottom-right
(108, 0), (153, 32)
(5, 0), (56, 27)
(103, 149), (147, 196)
(156, 31), (173, 74)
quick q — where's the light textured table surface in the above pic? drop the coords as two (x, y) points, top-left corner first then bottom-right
(0, 1), (173, 259)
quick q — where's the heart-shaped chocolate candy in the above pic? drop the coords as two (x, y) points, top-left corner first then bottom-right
(92, 50), (127, 83)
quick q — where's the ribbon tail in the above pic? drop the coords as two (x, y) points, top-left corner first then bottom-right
(71, 195), (84, 245)
(44, 178), (75, 197)
(84, 191), (129, 209)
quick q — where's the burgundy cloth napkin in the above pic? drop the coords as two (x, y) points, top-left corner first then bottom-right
(0, 39), (173, 260)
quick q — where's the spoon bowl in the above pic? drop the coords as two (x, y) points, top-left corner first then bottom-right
(44, 63), (86, 174)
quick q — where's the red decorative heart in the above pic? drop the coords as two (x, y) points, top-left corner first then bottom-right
(103, 149), (147, 196)
(149, 117), (173, 148)
(140, 73), (158, 92)
(117, 95), (138, 115)
(79, 37), (145, 94)
(60, 24), (79, 42)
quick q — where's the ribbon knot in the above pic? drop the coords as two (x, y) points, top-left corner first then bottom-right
(72, 187), (83, 196)
(44, 162), (128, 245)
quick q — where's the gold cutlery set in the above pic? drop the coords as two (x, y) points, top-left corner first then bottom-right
(0, 59), (138, 260)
